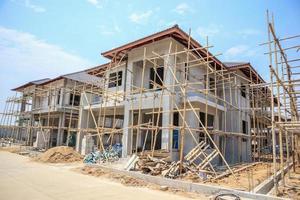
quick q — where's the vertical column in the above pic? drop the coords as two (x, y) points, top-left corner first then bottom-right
(161, 53), (174, 151)
(58, 88), (63, 107)
(56, 112), (65, 146)
(122, 61), (132, 157)
(76, 100), (88, 153)
(122, 104), (131, 157)
(183, 111), (198, 155)
(247, 101), (251, 162)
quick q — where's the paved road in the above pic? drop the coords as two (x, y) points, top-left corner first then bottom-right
(0, 151), (194, 200)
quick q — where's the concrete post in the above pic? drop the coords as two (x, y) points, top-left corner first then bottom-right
(56, 112), (65, 146)
(122, 103), (131, 157)
(161, 53), (174, 151)
(76, 95), (89, 153)
(183, 111), (199, 155)
(58, 88), (64, 107)
(122, 60), (133, 158)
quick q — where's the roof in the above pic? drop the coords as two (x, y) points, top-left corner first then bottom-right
(101, 25), (224, 70)
(223, 62), (249, 68)
(12, 78), (51, 91)
(85, 62), (110, 76)
(63, 71), (102, 87)
(39, 70), (102, 87)
(224, 62), (265, 84)
(12, 26), (268, 94)
(12, 63), (108, 92)
(224, 62), (279, 105)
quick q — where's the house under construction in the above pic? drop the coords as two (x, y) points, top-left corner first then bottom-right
(0, 16), (299, 195)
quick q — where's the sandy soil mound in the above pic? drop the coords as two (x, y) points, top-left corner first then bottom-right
(79, 166), (150, 187)
(35, 146), (82, 163)
(0, 146), (22, 153)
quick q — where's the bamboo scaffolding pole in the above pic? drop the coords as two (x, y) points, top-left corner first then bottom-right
(267, 10), (278, 194)
(151, 45), (237, 178)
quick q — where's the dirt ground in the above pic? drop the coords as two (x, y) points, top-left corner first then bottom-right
(75, 166), (209, 199)
(0, 145), (23, 153)
(0, 151), (207, 200)
(180, 162), (274, 191)
(209, 162), (273, 191)
(276, 165), (300, 200)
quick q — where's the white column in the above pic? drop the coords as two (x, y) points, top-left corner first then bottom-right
(122, 61), (132, 157)
(122, 103), (131, 157)
(76, 98), (88, 152)
(56, 112), (65, 146)
(161, 54), (174, 151)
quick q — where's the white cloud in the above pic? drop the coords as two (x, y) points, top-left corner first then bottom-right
(99, 24), (121, 36)
(129, 10), (153, 24)
(114, 24), (121, 33)
(173, 3), (190, 15)
(25, 0), (46, 13)
(87, 0), (102, 8)
(225, 45), (249, 57)
(224, 45), (257, 60)
(155, 7), (161, 12)
(196, 24), (221, 38)
(0, 26), (94, 113)
(0, 26), (92, 80)
(238, 29), (261, 38)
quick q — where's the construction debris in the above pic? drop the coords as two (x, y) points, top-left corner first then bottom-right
(34, 146), (82, 163)
(84, 151), (101, 164)
(124, 154), (139, 171)
(133, 155), (212, 180)
(134, 155), (169, 176)
(84, 143), (122, 164)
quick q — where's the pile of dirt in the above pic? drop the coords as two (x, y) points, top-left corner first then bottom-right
(0, 146), (22, 153)
(77, 166), (208, 199)
(79, 166), (148, 187)
(34, 146), (82, 163)
(80, 166), (107, 177)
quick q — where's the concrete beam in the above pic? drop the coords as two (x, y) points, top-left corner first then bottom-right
(253, 163), (292, 194)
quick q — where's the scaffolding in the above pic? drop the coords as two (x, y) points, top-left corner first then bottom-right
(74, 29), (271, 179)
(259, 10), (300, 195)
(0, 77), (101, 149)
(0, 20), (299, 194)
(0, 27), (267, 174)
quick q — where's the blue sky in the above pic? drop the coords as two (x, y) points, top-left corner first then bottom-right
(0, 0), (300, 111)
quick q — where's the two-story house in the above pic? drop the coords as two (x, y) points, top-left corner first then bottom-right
(75, 25), (268, 165)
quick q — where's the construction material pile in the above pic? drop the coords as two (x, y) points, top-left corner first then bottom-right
(84, 143), (122, 164)
(84, 151), (101, 164)
(134, 155), (169, 176)
(34, 146), (82, 163)
(133, 155), (200, 179)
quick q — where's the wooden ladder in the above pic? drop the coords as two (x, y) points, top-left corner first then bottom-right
(184, 140), (217, 174)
